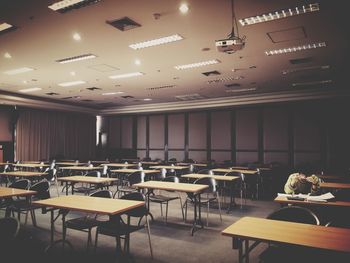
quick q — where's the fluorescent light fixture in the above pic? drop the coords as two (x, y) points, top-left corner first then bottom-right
(48, 0), (101, 12)
(4, 52), (12, 59)
(58, 80), (86, 87)
(109, 72), (144, 79)
(239, 3), (320, 26)
(292, 80), (332, 87)
(129, 34), (183, 50)
(143, 98), (152, 101)
(134, 59), (141, 65)
(226, 88), (256, 93)
(3, 67), (35, 75)
(207, 76), (244, 84)
(19, 87), (42, 93)
(175, 59), (220, 70)
(265, 42), (326, 56)
(282, 65), (330, 75)
(73, 33), (81, 41)
(0, 22), (13, 32)
(56, 54), (96, 64)
(179, 3), (189, 14)
(102, 91), (124, 95)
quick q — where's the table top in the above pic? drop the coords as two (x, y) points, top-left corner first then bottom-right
(33, 195), (144, 215)
(177, 163), (208, 167)
(110, 169), (160, 174)
(181, 173), (240, 181)
(13, 163), (49, 168)
(230, 166), (271, 171)
(55, 162), (87, 166)
(57, 176), (118, 184)
(320, 182), (350, 189)
(134, 181), (209, 193)
(0, 162), (11, 165)
(274, 196), (350, 207)
(150, 165), (190, 170)
(90, 160), (110, 164)
(0, 186), (37, 198)
(0, 171), (47, 177)
(222, 216), (350, 253)
(211, 168), (258, 175)
(133, 161), (160, 165)
(102, 163), (138, 168)
(59, 166), (103, 171)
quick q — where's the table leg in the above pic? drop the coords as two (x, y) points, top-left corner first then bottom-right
(227, 181), (237, 213)
(245, 239), (249, 263)
(191, 193), (204, 235)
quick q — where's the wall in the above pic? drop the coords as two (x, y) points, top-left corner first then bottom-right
(0, 106), (15, 161)
(105, 98), (350, 170)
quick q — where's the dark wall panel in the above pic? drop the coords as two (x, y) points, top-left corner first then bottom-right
(264, 152), (289, 165)
(236, 109), (258, 150)
(294, 153), (322, 167)
(108, 117), (121, 148)
(137, 150), (146, 159)
(293, 111), (321, 151)
(211, 151), (231, 162)
(137, 116), (146, 149)
(168, 114), (185, 149)
(236, 152), (258, 165)
(211, 111), (231, 150)
(263, 107), (288, 150)
(149, 150), (164, 160)
(0, 109), (12, 142)
(189, 151), (207, 163)
(168, 150), (184, 162)
(188, 112), (206, 149)
(121, 117), (132, 149)
(149, 115), (164, 149)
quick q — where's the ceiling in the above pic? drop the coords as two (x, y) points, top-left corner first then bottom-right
(0, 0), (349, 114)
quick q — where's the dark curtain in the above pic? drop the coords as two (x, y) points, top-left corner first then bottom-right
(16, 108), (96, 161)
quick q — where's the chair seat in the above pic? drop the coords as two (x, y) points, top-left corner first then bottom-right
(97, 221), (143, 236)
(65, 217), (100, 230)
(149, 194), (179, 203)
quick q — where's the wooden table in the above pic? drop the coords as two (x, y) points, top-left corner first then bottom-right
(222, 216), (350, 263)
(274, 195), (350, 208)
(133, 161), (160, 166)
(177, 163), (207, 167)
(57, 176), (118, 195)
(211, 168), (258, 175)
(102, 163), (138, 168)
(181, 173), (240, 212)
(320, 182), (350, 189)
(0, 186), (36, 198)
(55, 162), (86, 166)
(33, 195), (144, 248)
(110, 169), (160, 174)
(59, 166), (103, 171)
(134, 181), (208, 235)
(0, 171), (47, 179)
(318, 175), (346, 181)
(12, 163), (49, 170)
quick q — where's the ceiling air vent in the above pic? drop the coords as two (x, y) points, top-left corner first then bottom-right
(175, 93), (205, 101)
(147, 85), (176, 91)
(292, 80), (332, 87)
(106, 17), (141, 31)
(48, 0), (101, 14)
(207, 76), (244, 84)
(289, 57), (313, 65)
(46, 92), (59, 96)
(225, 83), (241, 88)
(81, 99), (93, 102)
(202, 70), (221, 76)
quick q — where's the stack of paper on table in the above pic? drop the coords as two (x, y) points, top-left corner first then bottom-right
(277, 192), (335, 202)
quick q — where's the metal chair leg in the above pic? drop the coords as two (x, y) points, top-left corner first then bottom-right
(145, 215), (153, 258)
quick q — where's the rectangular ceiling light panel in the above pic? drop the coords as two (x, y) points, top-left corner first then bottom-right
(265, 42), (326, 56)
(56, 54), (96, 64)
(58, 80), (86, 87)
(239, 3), (320, 26)
(129, 34), (183, 50)
(0, 22), (14, 32)
(19, 87), (42, 93)
(109, 72), (144, 79)
(175, 59), (220, 70)
(48, 0), (101, 13)
(3, 67), (35, 75)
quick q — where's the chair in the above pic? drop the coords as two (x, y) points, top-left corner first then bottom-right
(168, 158), (177, 163)
(94, 192), (153, 258)
(42, 168), (59, 196)
(183, 177), (222, 226)
(114, 171), (145, 198)
(63, 189), (113, 250)
(259, 206), (320, 263)
(10, 180), (51, 226)
(148, 176), (184, 223)
(1, 179), (31, 216)
(72, 171), (101, 195)
(142, 157), (151, 162)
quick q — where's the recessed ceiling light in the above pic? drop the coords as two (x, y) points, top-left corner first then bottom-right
(102, 92), (118, 95)
(134, 59), (141, 65)
(4, 52), (12, 59)
(22, 80), (28, 84)
(19, 87), (42, 93)
(70, 71), (76, 76)
(0, 22), (14, 32)
(129, 34), (183, 50)
(58, 80), (86, 87)
(3, 67), (35, 75)
(48, 0), (101, 13)
(265, 42), (326, 56)
(143, 98), (152, 101)
(239, 3), (320, 26)
(174, 59), (220, 70)
(73, 33), (81, 41)
(109, 72), (144, 79)
(56, 53), (97, 64)
(179, 3), (189, 14)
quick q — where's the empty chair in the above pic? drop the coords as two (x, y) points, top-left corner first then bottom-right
(42, 168), (59, 196)
(114, 171), (145, 198)
(63, 189), (113, 250)
(1, 179), (30, 216)
(259, 206), (320, 263)
(72, 171), (101, 195)
(94, 192), (153, 258)
(184, 177), (222, 226)
(148, 176), (184, 223)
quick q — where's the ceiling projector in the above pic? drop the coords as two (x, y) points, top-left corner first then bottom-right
(215, 38), (245, 54)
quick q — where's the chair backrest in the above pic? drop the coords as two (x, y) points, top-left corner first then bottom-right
(197, 169), (213, 175)
(9, 179), (30, 190)
(85, 171), (101, 178)
(194, 177), (217, 193)
(267, 206), (320, 225)
(30, 180), (50, 200)
(334, 189), (350, 201)
(168, 158), (177, 162)
(102, 165), (110, 177)
(90, 189), (113, 199)
(43, 168), (57, 182)
(128, 171), (145, 185)
(0, 217), (20, 244)
(142, 157), (151, 162)
(120, 192), (147, 217)
(162, 176), (179, 183)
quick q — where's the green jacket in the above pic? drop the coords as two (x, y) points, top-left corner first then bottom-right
(284, 173), (322, 194)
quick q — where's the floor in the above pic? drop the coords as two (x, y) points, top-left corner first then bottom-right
(1, 182), (283, 263)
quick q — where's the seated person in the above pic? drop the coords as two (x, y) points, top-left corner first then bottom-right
(284, 172), (322, 195)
